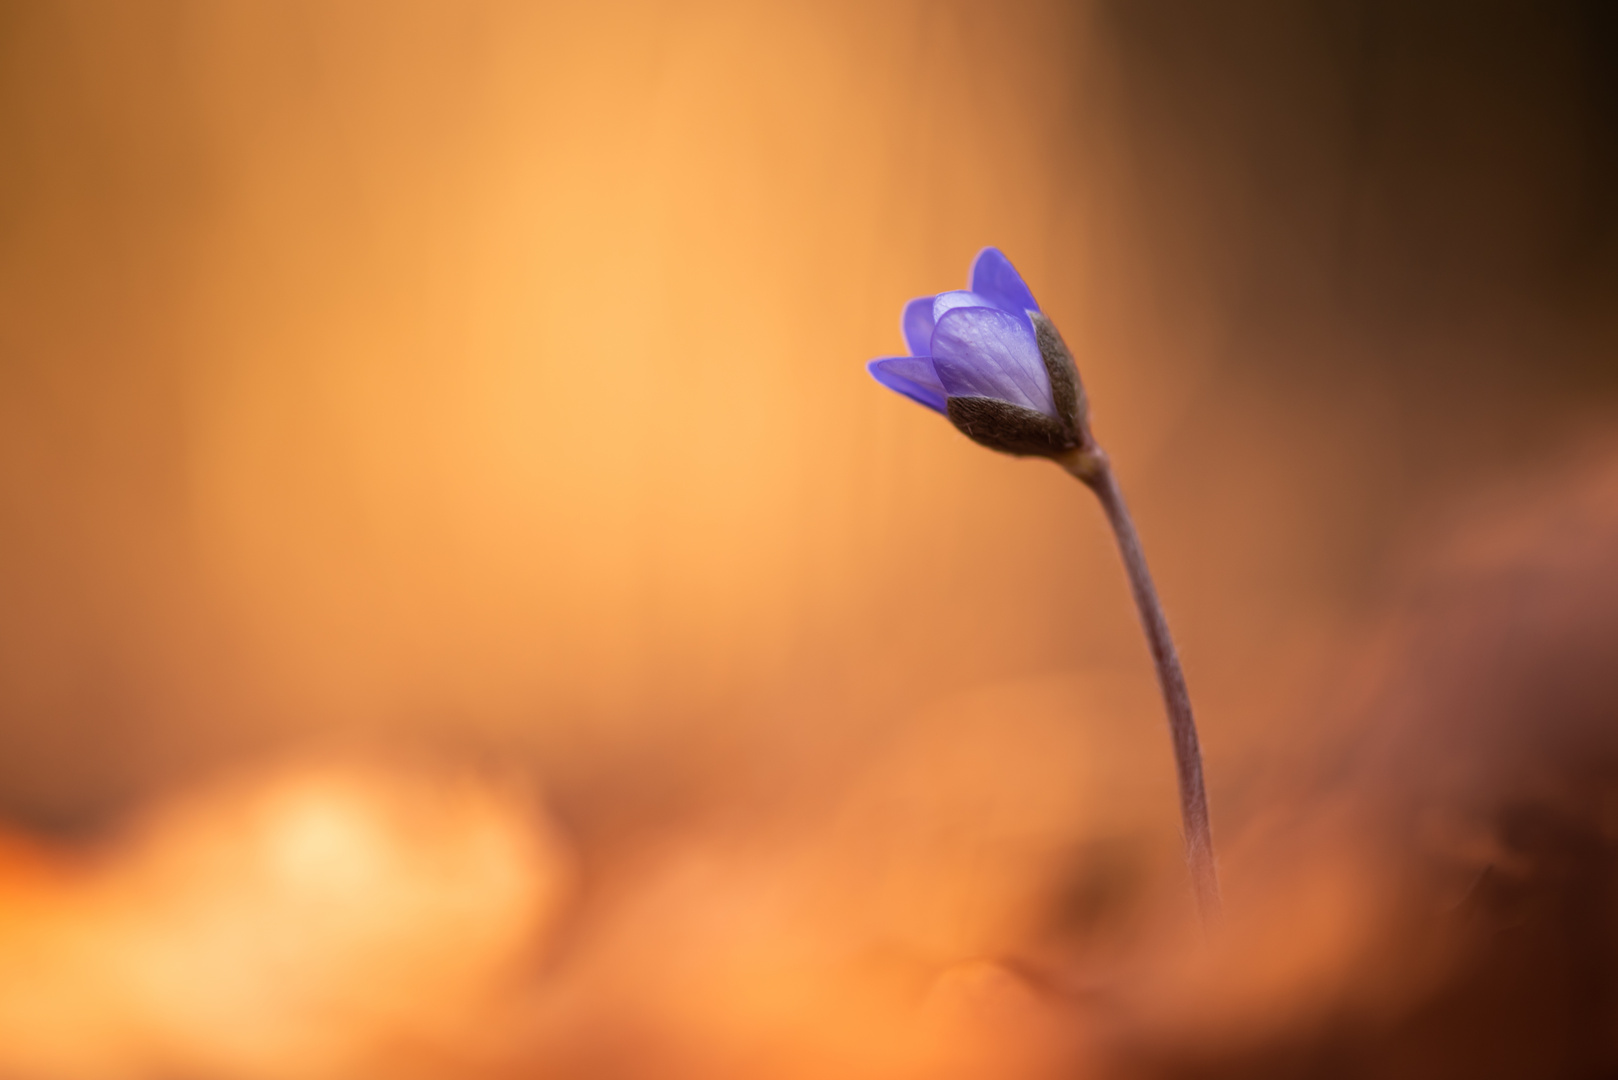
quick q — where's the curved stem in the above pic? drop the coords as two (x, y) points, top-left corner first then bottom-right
(1059, 447), (1221, 922)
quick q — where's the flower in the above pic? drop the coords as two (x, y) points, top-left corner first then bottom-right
(867, 248), (1088, 457)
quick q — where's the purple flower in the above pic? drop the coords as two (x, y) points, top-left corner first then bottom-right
(867, 248), (1088, 458)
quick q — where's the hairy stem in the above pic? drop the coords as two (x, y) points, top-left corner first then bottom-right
(1058, 447), (1221, 922)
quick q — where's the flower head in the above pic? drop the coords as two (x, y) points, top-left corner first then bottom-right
(867, 248), (1088, 457)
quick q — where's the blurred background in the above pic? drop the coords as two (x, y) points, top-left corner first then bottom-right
(1, 1), (1616, 1077)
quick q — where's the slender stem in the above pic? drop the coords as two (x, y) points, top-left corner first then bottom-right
(1058, 447), (1221, 922)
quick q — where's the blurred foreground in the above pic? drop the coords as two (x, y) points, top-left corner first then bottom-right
(1, 445), (1618, 1078)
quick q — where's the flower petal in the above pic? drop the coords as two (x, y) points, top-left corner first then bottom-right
(929, 307), (1055, 417)
(969, 247), (1039, 316)
(901, 296), (935, 357)
(867, 356), (947, 414)
(932, 290), (998, 323)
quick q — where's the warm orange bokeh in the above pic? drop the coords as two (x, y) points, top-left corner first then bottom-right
(0, 765), (566, 1078)
(2, 3), (1615, 1077)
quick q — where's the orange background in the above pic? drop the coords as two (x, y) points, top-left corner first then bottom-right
(0, 3), (1615, 1075)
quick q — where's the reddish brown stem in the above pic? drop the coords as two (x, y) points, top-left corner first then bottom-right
(1059, 447), (1221, 922)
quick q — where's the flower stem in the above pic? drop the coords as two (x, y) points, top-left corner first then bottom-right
(1057, 446), (1221, 922)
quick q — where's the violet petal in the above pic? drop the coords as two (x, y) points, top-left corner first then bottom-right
(867, 356), (948, 414)
(969, 247), (1039, 316)
(901, 296), (936, 357)
(930, 307), (1056, 418)
(932, 290), (998, 324)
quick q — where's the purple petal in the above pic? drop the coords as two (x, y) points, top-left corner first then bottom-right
(901, 296), (935, 357)
(932, 290), (998, 323)
(929, 307), (1055, 417)
(969, 247), (1039, 316)
(867, 356), (947, 414)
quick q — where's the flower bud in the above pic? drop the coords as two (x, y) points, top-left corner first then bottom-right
(867, 249), (1091, 458)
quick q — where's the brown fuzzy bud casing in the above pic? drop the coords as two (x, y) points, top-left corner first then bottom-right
(943, 311), (1092, 458)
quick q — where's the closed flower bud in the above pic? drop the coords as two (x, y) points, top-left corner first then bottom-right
(867, 248), (1089, 457)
